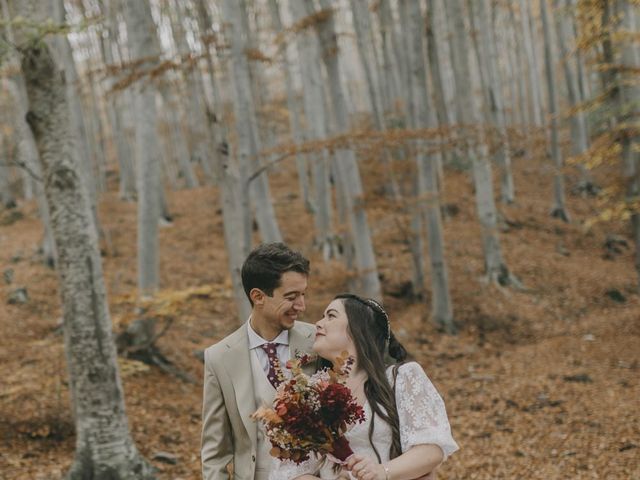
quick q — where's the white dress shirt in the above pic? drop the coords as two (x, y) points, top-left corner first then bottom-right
(247, 319), (292, 378)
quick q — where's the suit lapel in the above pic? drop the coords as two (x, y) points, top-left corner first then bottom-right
(222, 324), (257, 445)
(289, 322), (316, 375)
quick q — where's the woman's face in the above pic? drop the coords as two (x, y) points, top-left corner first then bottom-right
(313, 299), (356, 361)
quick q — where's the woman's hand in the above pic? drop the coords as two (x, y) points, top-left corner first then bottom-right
(345, 454), (387, 480)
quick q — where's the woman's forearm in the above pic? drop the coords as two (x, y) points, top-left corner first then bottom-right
(384, 444), (444, 480)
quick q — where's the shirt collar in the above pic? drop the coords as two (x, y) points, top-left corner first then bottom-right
(247, 318), (289, 350)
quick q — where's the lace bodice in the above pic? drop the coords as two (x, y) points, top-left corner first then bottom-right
(269, 362), (458, 480)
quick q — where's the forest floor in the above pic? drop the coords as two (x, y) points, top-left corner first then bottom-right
(0, 147), (638, 480)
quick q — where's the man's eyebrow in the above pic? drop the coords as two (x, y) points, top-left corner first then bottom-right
(283, 290), (302, 296)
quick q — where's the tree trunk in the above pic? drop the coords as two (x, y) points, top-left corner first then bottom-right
(0, 136), (15, 208)
(205, 109), (252, 320)
(123, 0), (162, 296)
(288, 0), (337, 258)
(349, 0), (400, 199)
(310, 0), (382, 300)
(519, 0), (544, 127)
(554, 0), (594, 193)
(267, 0), (313, 213)
(194, 0), (230, 187)
(53, 0), (103, 236)
(540, 0), (570, 221)
(448, 0), (518, 286)
(470, 0), (515, 205)
(222, 0), (282, 245)
(617, 0), (640, 290)
(506, 1), (530, 129)
(167, 0), (204, 188)
(425, 0), (454, 130)
(406, 0), (455, 331)
(375, 0), (404, 116)
(97, 0), (136, 200)
(13, 6), (154, 477)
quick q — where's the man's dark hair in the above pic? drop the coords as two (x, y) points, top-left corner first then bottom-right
(241, 243), (310, 304)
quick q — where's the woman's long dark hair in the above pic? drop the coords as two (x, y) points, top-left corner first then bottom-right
(320, 294), (410, 461)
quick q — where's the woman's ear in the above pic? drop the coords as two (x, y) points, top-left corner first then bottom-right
(250, 288), (264, 306)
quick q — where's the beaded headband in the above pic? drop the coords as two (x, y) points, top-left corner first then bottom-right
(338, 294), (391, 341)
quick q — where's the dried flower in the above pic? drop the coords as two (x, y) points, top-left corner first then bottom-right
(251, 351), (365, 464)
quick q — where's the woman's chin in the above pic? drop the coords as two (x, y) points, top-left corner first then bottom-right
(312, 344), (329, 359)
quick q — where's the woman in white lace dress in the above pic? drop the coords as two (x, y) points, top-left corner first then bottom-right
(269, 294), (458, 480)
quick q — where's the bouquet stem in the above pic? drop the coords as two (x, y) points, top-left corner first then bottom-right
(330, 435), (354, 462)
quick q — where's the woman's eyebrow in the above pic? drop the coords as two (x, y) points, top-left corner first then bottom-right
(325, 308), (338, 316)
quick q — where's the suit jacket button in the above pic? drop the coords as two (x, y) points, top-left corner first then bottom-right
(252, 455), (256, 462)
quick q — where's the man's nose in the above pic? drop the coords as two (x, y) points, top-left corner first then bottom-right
(293, 296), (305, 311)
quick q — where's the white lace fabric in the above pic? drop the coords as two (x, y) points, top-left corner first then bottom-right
(269, 362), (458, 480)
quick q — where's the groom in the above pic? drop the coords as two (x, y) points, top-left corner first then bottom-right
(201, 243), (316, 480)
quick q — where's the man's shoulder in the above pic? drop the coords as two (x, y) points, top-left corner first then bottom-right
(292, 320), (315, 335)
(204, 323), (247, 359)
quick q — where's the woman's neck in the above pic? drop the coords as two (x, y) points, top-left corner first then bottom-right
(345, 369), (368, 405)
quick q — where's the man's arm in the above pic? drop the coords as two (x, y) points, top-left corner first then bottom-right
(201, 351), (233, 480)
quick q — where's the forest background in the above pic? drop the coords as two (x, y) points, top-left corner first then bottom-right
(0, 0), (638, 479)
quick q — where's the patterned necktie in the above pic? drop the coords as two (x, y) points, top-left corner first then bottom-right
(260, 342), (283, 389)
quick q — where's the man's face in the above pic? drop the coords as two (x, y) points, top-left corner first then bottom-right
(252, 271), (308, 338)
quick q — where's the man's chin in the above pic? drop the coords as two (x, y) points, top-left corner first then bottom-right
(281, 316), (297, 328)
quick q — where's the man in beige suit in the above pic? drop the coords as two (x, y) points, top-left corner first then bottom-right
(201, 243), (316, 480)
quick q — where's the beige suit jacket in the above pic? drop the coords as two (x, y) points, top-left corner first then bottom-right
(201, 320), (316, 480)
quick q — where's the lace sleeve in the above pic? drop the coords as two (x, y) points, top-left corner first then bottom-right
(393, 362), (459, 460)
(268, 454), (323, 480)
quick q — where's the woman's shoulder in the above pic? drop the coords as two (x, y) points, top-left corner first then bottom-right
(385, 361), (428, 381)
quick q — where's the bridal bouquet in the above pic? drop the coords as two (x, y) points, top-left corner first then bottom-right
(251, 351), (365, 464)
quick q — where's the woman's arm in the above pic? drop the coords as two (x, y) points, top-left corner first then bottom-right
(346, 444), (443, 480)
(383, 444), (443, 479)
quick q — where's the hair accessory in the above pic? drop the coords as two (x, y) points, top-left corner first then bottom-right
(363, 298), (390, 341)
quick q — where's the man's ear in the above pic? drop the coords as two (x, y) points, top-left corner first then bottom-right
(250, 288), (264, 306)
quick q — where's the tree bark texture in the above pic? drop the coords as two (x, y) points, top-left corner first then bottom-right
(18, 29), (154, 480)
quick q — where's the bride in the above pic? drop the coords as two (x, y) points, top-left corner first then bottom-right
(269, 294), (458, 480)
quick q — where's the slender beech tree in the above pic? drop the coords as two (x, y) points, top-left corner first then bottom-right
(267, 0), (312, 212)
(506, 1), (531, 129)
(97, 0), (136, 200)
(374, 0), (404, 115)
(167, 0), (204, 188)
(448, 0), (519, 286)
(308, 0), (382, 299)
(518, 0), (544, 128)
(7, 1), (154, 476)
(406, 0), (455, 332)
(425, 0), (455, 164)
(288, 0), (336, 258)
(554, 0), (594, 191)
(1, 3), (56, 265)
(471, 0), (515, 204)
(123, 0), (162, 296)
(540, 0), (570, 221)
(349, 0), (400, 199)
(616, 0), (640, 288)
(222, 0), (282, 246)
(53, 0), (103, 235)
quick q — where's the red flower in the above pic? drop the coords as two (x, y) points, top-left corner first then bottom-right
(252, 351), (365, 464)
